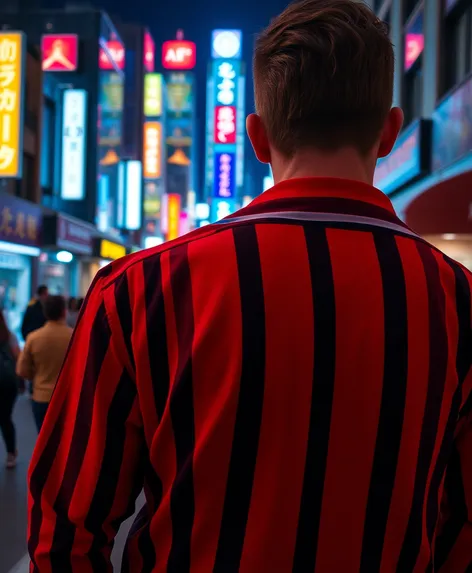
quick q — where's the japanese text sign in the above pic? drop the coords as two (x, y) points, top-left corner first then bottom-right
(0, 32), (25, 178)
(213, 151), (236, 198)
(215, 61), (238, 106)
(144, 74), (162, 117)
(214, 105), (236, 144)
(0, 193), (41, 247)
(143, 121), (162, 178)
(41, 34), (78, 72)
(162, 40), (196, 70)
(61, 90), (87, 200)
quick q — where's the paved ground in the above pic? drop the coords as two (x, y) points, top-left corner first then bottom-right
(0, 395), (143, 573)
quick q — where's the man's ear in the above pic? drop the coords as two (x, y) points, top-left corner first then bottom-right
(246, 113), (271, 164)
(377, 107), (404, 158)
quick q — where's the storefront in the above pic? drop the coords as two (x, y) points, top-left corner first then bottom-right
(40, 214), (95, 297)
(0, 193), (42, 340)
(92, 237), (127, 271)
(390, 76), (472, 271)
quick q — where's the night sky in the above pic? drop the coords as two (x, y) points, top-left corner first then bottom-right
(96, 0), (289, 195)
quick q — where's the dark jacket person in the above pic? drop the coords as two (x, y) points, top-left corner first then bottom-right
(21, 285), (48, 342)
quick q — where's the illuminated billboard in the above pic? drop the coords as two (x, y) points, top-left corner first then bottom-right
(212, 30), (242, 60)
(117, 160), (143, 231)
(41, 35), (78, 72)
(143, 122), (162, 179)
(144, 73), (162, 117)
(211, 199), (237, 221)
(213, 151), (236, 199)
(214, 106), (236, 144)
(61, 89), (87, 200)
(215, 61), (238, 106)
(99, 40), (125, 71)
(0, 32), (25, 179)
(144, 32), (155, 73)
(162, 40), (196, 70)
(167, 193), (181, 240)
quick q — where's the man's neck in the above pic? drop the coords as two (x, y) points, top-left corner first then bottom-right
(271, 147), (376, 186)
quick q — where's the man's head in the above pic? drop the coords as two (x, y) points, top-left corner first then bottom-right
(248, 0), (403, 180)
(44, 295), (66, 322)
(37, 285), (49, 303)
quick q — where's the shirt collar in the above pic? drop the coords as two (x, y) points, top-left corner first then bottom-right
(251, 177), (395, 214)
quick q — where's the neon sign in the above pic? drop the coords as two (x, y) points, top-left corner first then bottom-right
(162, 40), (196, 70)
(41, 35), (78, 72)
(216, 61), (236, 105)
(214, 105), (236, 144)
(61, 89), (87, 200)
(213, 151), (236, 198)
(99, 40), (125, 70)
(212, 30), (242, 60)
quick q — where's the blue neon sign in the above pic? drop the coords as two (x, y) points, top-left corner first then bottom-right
(213, 151), (236, 198)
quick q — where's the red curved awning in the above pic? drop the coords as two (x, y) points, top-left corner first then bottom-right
(405, 171), (472, 234)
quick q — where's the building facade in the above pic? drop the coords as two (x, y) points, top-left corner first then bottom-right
(374, 0), (472, 270)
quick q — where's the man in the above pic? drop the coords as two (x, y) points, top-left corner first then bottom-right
(17, 295), (72, 432)
(21, 285), (48, 342)
(28, 1), (472, 571)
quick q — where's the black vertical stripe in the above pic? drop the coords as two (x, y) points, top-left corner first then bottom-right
(213, 225), (266, 573)
(360, 232), (409, 571)
(447, 258), (472, 385)
(115, 272), (135, 369)
(425, 259), (472, 550)
(292, 226), (336, 573)
(84, 370), (143, 570)
(167, 243), (196, 573)
(397, 241), (448, 572)
(143, 256), (170, 420)
(28, 408), (67, 572)
(48, 303), (111, 572)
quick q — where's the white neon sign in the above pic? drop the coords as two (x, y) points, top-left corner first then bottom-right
(61, 89), (87, 200)
(216, 62), (236, 105)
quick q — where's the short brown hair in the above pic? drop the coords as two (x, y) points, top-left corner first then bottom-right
(44, 295), (66, 322)
(254, 0), (394, 156)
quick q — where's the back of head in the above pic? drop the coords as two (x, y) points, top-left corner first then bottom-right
(44, 295), (66, 322)
(253, 0), (394, 157)
(37, 285), (49, 300)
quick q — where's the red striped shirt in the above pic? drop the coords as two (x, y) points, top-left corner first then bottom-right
(28, 178), (472, 572)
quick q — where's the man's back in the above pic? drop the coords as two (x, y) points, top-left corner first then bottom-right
(18, 321), (73, 403)
(28, 179), (472, 572)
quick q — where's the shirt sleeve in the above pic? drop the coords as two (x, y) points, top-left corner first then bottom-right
(27, 270), (146, 572)
(435, 406), (472, 572)
(17, 338), (34, 380)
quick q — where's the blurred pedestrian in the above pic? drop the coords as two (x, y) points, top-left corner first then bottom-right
(66, 297), (79, 328)
(28, 1), (472, 571)
(17, 295), (72, 433)
(21, 285), (48, 342)
(0, 311), (20, 469)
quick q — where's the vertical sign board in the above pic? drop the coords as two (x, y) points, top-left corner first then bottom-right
(206, 36), (243, 204)
(144, 74), (162, 117)
(143, 121), (162, 179)
(213, 151), (236, 198)
(167, 193), (181, 241)
(0, 32), (25, 179)
(61, 90), (87, 200)
(125, 160), (142, 230)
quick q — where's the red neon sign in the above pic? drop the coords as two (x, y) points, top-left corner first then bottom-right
(144, 32), (155, 73)
(41, 34), (78, 72)
(99, 40), (125, 70)
(214, 106), (236, 144)
(162, 40), (196, 70)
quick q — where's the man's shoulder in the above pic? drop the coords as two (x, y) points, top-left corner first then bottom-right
(96, 223), (231, 294)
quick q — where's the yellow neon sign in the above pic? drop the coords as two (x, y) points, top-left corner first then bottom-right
(100, 239), (126, 260)
(0, 32), (24, 178)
